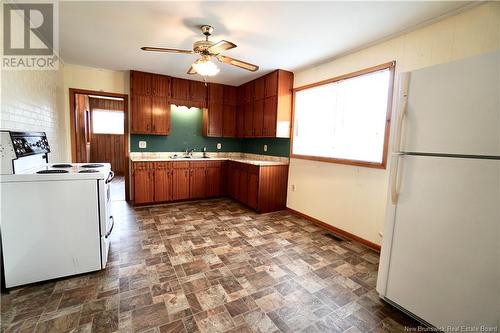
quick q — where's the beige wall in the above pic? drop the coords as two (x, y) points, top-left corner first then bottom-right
(287, 2), (500, 245)
(61, 64), (128, 160)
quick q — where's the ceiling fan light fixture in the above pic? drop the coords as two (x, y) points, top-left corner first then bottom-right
(192, 57), (220, 76)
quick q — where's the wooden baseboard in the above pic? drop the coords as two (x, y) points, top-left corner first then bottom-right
(286, 207), (381, 252)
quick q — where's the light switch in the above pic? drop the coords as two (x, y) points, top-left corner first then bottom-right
(139, 141), (147, 149)
(263, 144), (268, 152)
(217, 143), (222, 150)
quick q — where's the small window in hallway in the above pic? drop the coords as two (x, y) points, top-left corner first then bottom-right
(92, 109), (124, 134)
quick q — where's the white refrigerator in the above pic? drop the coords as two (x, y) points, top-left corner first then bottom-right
(377, 50), (500, 329)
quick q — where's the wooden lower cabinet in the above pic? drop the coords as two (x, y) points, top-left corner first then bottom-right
(153, 162), (172, 202)
(189, 162), (207, 199)
(133, 162), (154, 204)
(172, 162), (190, 201)
(206, 161), (223, 197)
(133, 160), (288, 213)
(226, 162), (288, 213)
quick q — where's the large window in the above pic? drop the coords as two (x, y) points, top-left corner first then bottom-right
(292, 62), (395, 168)
(92, 109), (124, 134)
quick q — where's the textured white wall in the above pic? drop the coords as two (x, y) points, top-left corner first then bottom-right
(288, 2), (500, 245)
(1, 69), (66, 162)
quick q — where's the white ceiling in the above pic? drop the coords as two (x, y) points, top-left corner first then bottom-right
(60, 1), (472, 86)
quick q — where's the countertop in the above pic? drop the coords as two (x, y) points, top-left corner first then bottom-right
(130, 156), (289, 166)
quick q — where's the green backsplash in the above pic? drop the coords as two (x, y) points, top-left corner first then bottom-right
(130, 105), (290, 157)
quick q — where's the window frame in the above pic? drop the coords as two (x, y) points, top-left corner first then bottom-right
(290, 61), (396, 169)
(91, 108), (125, 135)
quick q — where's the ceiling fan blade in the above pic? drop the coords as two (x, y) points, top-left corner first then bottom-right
(207, 40), (236, 55)
(141, 46), (193, 54)
(216, 55), (259, 72)
(187, 65), (197, 75)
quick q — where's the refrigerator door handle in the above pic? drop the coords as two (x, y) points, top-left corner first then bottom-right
(394, 72), (410, 153)
(390, 154), (402, 204)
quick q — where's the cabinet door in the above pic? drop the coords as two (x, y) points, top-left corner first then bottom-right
(134, 163), (154, 204)
(190, 167), (207, 199)
(244, 82), (255, 103)
(265, 71), (278, 98)
(238, 167), (248, 204)
(206, 163), (222, 197)
(247, 171), (259, 210)
(131, 95), (152, 133)
(236, 105), (245, 138)
(172, 168), (190, 200)
(152, 75), (170, 97)
(207, 102), (223, 137)
(228, 163), (239, 198)
(190, 80), (207, 106)
(223, 85), (237, 106)
(253, 99), (264, 137)
(263, 96), (277, 137)
(151, 96), (171, 135)
(154, 162), (172, 202)
(223, 104), (236, 137)
(131, 71), (152, 96)
(171, 78), (190, 101)
(254, 77), (265, 100)
(244, 102), (254, 137)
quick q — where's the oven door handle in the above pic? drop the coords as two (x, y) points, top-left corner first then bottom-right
(105, 171), (115, 184)
(105, 216), (114, 238)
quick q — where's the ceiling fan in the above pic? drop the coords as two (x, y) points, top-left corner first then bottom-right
(141, 25), (259, 77)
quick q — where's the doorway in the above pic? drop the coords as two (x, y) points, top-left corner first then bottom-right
(69, 88), (130, 201)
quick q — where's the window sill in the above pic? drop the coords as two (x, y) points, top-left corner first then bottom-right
(290, 154), (387, 169)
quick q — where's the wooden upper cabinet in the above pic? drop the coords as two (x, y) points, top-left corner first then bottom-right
(131, 95), (152, 134)
(236, 105), (245, 138)
(265, 71), (278, 97)
(171, 77), (190, 102)
(263, 96), (277, 137)
(152, 74), (170, 98)
(254, 77), (265, 100)
(244, 102), (254, 137)
(131, 71), (152, 96)
(189, 80), (207, 107)
(153, 162), (172, 202)
(222, 104), (237, 137)
(223, 85), (237, 106)
(253, 99), (264, 137)
(151, 97), (170, 135)
(209, 83), (224, 104)
(244, 81), (255, 102)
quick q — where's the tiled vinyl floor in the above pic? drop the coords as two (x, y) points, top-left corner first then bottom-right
(1, 199), (418, 333)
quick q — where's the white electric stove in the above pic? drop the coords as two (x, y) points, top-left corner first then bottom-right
(0, 131), (114, 288)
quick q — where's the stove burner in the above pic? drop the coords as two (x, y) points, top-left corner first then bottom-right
(52, 164), (73, 168)
(36, 169), (69, 174)
(79, 169), (99, 173)
(81, 164), (104, 168)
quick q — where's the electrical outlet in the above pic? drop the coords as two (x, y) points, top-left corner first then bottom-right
(263, 144), (268, 152)
(217, 143), (222, 150)
(139, 141), (147, 149)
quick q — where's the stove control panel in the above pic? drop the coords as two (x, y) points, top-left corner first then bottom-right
(10, 132), (50, 157)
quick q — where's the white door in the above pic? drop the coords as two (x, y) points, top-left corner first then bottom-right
(400, 50), (500, 156)
(385, 155), (499, 327)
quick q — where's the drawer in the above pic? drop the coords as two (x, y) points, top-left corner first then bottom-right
(154, 162), (171, 169)
(133, 162), (154, 170)
(190, 161), (207, 168)
(171, 161), (190, 169)
(206, 160), (223, 168)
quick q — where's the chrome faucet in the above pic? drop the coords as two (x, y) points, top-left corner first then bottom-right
(185, 148), (195, 157)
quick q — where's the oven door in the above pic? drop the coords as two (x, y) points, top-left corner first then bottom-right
(98, 172), (114, 268)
